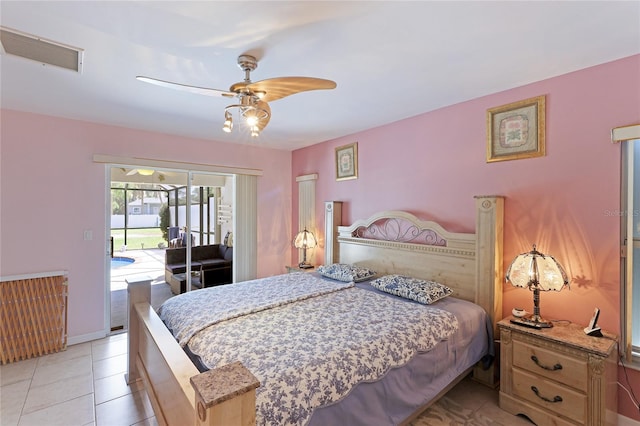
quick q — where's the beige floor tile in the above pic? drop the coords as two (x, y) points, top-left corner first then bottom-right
(0, 379), (30, 426)
(94, 371), (143, 405)
(132, 416), (158, 426)
(91, 337), (127, 362)
(18, 393), (95, 426)
(92, 353), (127, 380)
(92, 332), (127, 346)
(95, 389), (154, 426)
(36, 343), (92, 367)
(22, 371), (93, 414)
(0, 358), (37, 387)
(30, 355), (92, 388)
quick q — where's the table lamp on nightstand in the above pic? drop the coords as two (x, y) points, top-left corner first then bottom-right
(293, 228), (317, 269)
(506, 244), (570, 329)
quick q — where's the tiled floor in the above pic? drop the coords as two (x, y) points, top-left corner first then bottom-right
(421, 377), (534, 425)
(1, 332), (528, 426)
(0, 333), (157, 426)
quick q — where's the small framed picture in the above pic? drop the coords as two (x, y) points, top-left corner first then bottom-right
(486, 95), (545, 162)
(335, 142), (358, 181)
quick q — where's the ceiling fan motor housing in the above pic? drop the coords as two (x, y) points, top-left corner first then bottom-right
(237, 55), (258, 74)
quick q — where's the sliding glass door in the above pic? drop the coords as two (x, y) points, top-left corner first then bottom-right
(107, 167), (234, 333)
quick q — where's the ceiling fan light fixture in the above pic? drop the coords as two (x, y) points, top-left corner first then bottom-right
(244, 112), (259, 127)
(137, 169), (154, 176)
(223, 110), (233, 133)
(240, 103), (269, 123)
(219, 101), (269, 137)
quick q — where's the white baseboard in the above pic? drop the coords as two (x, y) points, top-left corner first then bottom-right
(619, 414), (640, 426)
(67, 330), (108, 346)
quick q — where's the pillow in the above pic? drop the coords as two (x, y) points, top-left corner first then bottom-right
(369, 274), (452, 305)
(317, 263), (376, 282)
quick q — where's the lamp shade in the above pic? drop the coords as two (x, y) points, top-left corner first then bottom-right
(506, 245), (569, 292)
(506, 244), (569, 329)
(294, 229), (317, 249)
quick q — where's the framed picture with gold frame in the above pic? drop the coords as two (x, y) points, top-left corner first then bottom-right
(486, 95), (545, 162)
(335, 142), (358, 181)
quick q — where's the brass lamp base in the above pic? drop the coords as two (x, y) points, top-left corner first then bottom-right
(510, 315), (553, 329)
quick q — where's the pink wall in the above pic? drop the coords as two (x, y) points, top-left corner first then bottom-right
(1, 54), (638, 419)
(0, 110), (293, 340)
(292, 55), (640, 420)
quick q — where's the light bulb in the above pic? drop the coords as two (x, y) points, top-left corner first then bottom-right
(223, 111), (233, 133)
(245, 114), (258, 127)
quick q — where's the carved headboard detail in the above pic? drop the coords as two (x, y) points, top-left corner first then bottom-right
(352, 216), (447, 246)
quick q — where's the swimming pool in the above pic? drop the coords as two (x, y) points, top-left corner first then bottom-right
(111, 256), (135, 268)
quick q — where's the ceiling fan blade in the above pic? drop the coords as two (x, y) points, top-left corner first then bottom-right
(232, 77), (337, 102)
(125, 169), (138, 176)
(136, 76), (235, 98)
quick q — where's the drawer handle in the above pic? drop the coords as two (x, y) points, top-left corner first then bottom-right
(531, 355), (562, 371)
(531, 386), (563, 403)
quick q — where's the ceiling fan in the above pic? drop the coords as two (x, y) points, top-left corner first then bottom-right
(136, 54), (336, 138)
(125, 168), (154, 176)
(121, 168), (165, 181)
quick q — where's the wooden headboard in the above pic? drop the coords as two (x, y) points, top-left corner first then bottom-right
(333, 196), (504, 384)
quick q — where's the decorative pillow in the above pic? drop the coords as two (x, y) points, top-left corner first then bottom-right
(317, 263), (376, 282)
(369, 274), (452, 305)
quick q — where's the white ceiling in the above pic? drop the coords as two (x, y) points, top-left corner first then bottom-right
(1, 1), (639, 151)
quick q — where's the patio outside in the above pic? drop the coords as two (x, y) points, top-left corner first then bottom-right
(110, 248), (173, 332)
(110, 248), (166, 291)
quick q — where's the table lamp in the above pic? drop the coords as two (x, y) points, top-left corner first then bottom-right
(293, 228), (317, 269)
(506, 244), (569, 328)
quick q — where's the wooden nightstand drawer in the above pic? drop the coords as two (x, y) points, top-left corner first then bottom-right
(498, 318), (617, 426)
(512, 368), (587, 424)
(513, 340), (587, 391)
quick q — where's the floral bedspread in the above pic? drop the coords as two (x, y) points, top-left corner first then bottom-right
(158, 273), (354, 346)
(180, 281), (459, 426)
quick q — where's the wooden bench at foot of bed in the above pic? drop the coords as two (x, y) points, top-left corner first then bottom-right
(126, 276), (259, 426)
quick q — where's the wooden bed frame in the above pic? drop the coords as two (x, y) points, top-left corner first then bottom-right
(126, 195), (504, 426)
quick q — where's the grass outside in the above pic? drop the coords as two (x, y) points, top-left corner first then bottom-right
(111, 228), (166, 251)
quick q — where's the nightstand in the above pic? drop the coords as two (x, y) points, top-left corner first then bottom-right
(498, 317), (617, 426)
(285, 265), (315, 273)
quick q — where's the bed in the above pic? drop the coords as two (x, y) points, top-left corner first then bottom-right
(126, 195), (504, 426)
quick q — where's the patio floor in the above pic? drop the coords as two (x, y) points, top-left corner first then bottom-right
(110, 248), (166, 291)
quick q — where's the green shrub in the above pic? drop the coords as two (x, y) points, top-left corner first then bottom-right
(159, 203), (170, 242)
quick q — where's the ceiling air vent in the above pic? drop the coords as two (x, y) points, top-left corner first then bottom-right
(0, 27), (83, 73)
